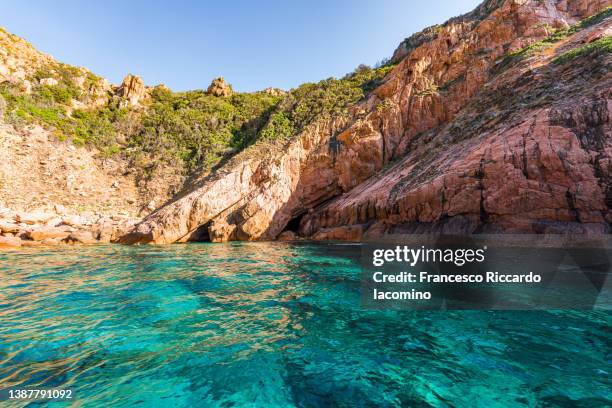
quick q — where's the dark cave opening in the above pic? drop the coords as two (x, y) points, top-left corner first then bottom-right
(187, 221), (212, 242)
(283, 212), (306, 233)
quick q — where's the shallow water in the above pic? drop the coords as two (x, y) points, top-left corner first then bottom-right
(0, 243), (610, 407)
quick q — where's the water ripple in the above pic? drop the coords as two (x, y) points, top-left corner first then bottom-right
(0, 243), (610, 407)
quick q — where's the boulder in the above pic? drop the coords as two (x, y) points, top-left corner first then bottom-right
(206, 77), (233, 97)
(26, 226), (71, 241)
(0, 221), (21, 234)
(53, 204), (67, 214)
(277, 231), (297, 241)
(45, 217), (63, 227)
(20, 79), (32, 94)
(61, 215), (84, 227)
(262, 87), (286, 97)
(95, 226), (114, 243)
(39, 77), (59, 86)
(64, 230), (98, 244)
(41, 238), (62, 246)
(116, 74), (145, 107)
(0, 236), (21, 247)
(0, 208), (16, 219)
(14, 211), (55, 225)
(146, 200), (156, 212)
(21, 240), (42, 247)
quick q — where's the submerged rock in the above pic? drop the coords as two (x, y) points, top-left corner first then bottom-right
(277, 231), (298, 241)
(65, 230), (98, 244)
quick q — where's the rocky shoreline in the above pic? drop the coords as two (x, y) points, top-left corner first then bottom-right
(0, 207), (138, 248)
(2, 1), (610, 248)
(123, 2), (612, 244)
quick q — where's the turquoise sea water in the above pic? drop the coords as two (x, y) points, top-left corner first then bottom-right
(0, 243), (610, 407)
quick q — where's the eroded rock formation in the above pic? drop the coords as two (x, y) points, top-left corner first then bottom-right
(123, 0), (612, 243)
(262, 87), (286, 96)
(206, 77), (233, 97)
(115, 74), (146, 107)
(0, 206), (138, 247)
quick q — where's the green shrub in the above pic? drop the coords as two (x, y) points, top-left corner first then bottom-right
(130, 88), (281, 170)
(1, 59), (395, 183)
(0, 83), (69, 128)
(553, 36), (612, 64)
(259, 112), (293, 141)
(573, 7), (612, 31)
(257, 64), (394, 141)
(494, 7), (612, 72)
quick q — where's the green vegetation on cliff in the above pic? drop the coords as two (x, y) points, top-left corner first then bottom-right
(0, 81), (132, 154)
(131, 87), (280, 170)
(0, 79), (281, 165)
(0, 58), (394, 182)
(257, 64), (394, 142)
(0, 18), (396, 198)
(493, 7), (612, 72)
(553, 36), (612, 65)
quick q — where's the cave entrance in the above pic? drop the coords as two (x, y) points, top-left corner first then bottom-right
(187, 221), (212, 242)
(283, 212), (306, 233)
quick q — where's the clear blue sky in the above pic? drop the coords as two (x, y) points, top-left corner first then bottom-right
(2, 0), (482, 92)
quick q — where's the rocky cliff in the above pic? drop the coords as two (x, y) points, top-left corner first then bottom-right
(123, 0), (612, 243)
(0, 24), (285, 247)
(0, 28), (167, 247)
(1, 0), (611, 247)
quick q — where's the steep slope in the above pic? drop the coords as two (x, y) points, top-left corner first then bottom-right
(304, 26), (612, 239)
(0, 27), (280, 245)
(0, 123), (140, 216)
(0, 28), (141, 217)
(121, 68), (392, 243)
(123, 0), (612, 243)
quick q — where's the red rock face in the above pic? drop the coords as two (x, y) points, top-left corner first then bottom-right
(303, 95), (611, 238)
(123, 0), (612, 243)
